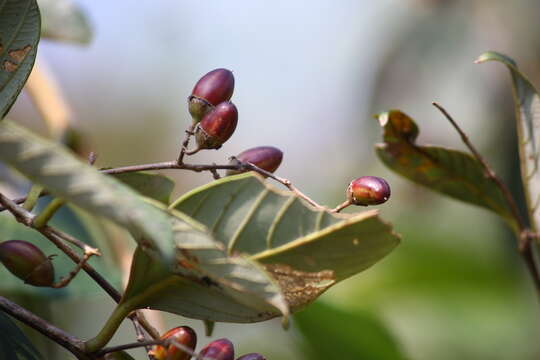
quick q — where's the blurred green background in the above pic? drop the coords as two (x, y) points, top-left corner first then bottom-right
(4, 0), (540, 359)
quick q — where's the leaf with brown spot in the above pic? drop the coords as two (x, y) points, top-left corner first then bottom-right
(8, 45), (32, 63)
(0, 0), (40, 118)
(375, 110), (516, 228)
(170, 173), (400, 302)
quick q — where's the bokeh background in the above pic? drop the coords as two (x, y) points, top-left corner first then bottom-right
(5, 0), (540, 359)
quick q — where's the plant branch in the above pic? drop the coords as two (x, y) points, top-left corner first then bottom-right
(432, 102), (540, 292)
(94, 339), (161, 357)
(0, 296), (89, 359)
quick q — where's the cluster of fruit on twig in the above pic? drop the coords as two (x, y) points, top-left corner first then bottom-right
(149, 326), (264, 360)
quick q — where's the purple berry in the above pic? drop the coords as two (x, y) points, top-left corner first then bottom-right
(0, 240), (54, 287)
(347, 176), (391, 206)
(199, 338), (234, 360)
(227, 146), (283, 176)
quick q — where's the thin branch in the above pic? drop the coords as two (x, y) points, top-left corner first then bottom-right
(51, 250), (97, 289)
(176, 125), (196, 165)
(331, 200), (352, 213)
(432, 102), (540, 292)
(0, 296), (88, 359)
(94, 339), (162, 357)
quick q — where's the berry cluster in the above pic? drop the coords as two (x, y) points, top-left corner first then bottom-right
(150, 326), (265, 360)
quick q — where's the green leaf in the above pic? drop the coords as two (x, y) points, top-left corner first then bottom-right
(294, 301), (408, 360)
(121, 208), (288, 324)
(375, 110), (516, 228)
(170, 173), (400, 312)
(475, 51), (540, 232)
(0, 120), (174, 262)
(113, 172), (175, 204)
(38, 0), (92, 44)
(0, 0), (41, 118)
(0, 311), (42, 360)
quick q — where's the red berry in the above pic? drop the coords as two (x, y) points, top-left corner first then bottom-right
(199, 338), (234, 360)
(189, 69), (235, 123)
(235, 354), (266, 360)
(226, 146), (283, 176)
(346, 176), (391, 206)
(0, 240), (54, 287)
(196, 102), (238, 150)
(150, 326), (197, 360)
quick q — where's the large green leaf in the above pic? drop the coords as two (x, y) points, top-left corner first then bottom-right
(295, 301), (408, 360)
(87, 207), (289, 351)
(375, 110), (516, 228)
(0, 0), (40, 118)
(0, 120), (174, 261)
(475, 51), (540, 232)
(0, 311), (42, 360)
(38, 0), (91, 44)
(120, 207), (288, 324)
(170, 173), (400, 312)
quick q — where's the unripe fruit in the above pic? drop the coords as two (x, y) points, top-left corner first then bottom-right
(235, 354), (266, 360)
(226, 146), (283, 176)
(199, 338), (234, 360)
(346, 176), (391, 206)
(189, 69), (235, 123)
(195, 102), (238, 150)
(150, 326), (197, 360)
(0, 240), (54, 287)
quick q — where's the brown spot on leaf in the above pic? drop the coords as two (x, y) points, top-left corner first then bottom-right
(264, 264), (335, 311)
(180, 249), (199, 264)
(8, 45), (32, 63)
(3, 60), (18, 72)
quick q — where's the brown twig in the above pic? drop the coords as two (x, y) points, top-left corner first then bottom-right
(177, 125), (196, 165)
(51, 250), (97, 288)
(331, 200), (352, 213)
(432, 102), (540, 292)
(0, 296), (89, 359)
(94, 339), (162, 357)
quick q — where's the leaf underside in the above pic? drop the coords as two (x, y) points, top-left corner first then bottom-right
(122, 208), (289, 323)
(476, 51), (540, 232)
(375, 110), (516, 228)
(171, 173), (400, 312)
(0, 120), (174, 262)
(0, 0), (40, 119)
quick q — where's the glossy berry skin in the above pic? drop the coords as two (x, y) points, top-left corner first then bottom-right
(189, 69), (235, 123)
(347, 176), (391, 206)
(196, 102), (238, 150)
(150, 326), (197, 360)
(199, 338), (234, 360)
(0, 240), (54, 287)
(226, 146), (283, 176)
(235, 354), (266, 360)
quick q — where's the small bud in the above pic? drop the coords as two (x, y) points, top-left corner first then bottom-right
(226, 146), (283, 176)
(346, 176), (391, 206)
(235, 354), (266, 360)
(0, 240), (54, 287)
(150, 326), (197, 360)
(195, 102), (238, 150)
(189, 69), (235, 123)
(199, 338), (234, 360)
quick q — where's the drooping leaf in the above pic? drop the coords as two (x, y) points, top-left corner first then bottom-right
(295, 301), (408, 360)
(475, 51), (540, 232)
(38, 0), (92, 44)
(0, 0), (41, 118)
(170, 173), (400, 312)
(375, 110), (516, 228)
(120, 207), (288, 324)
(0, 120), (174, 261)
(0, 311), (42, 360)
(113, 172), (175, 204)
(0, 201), (119, 298)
